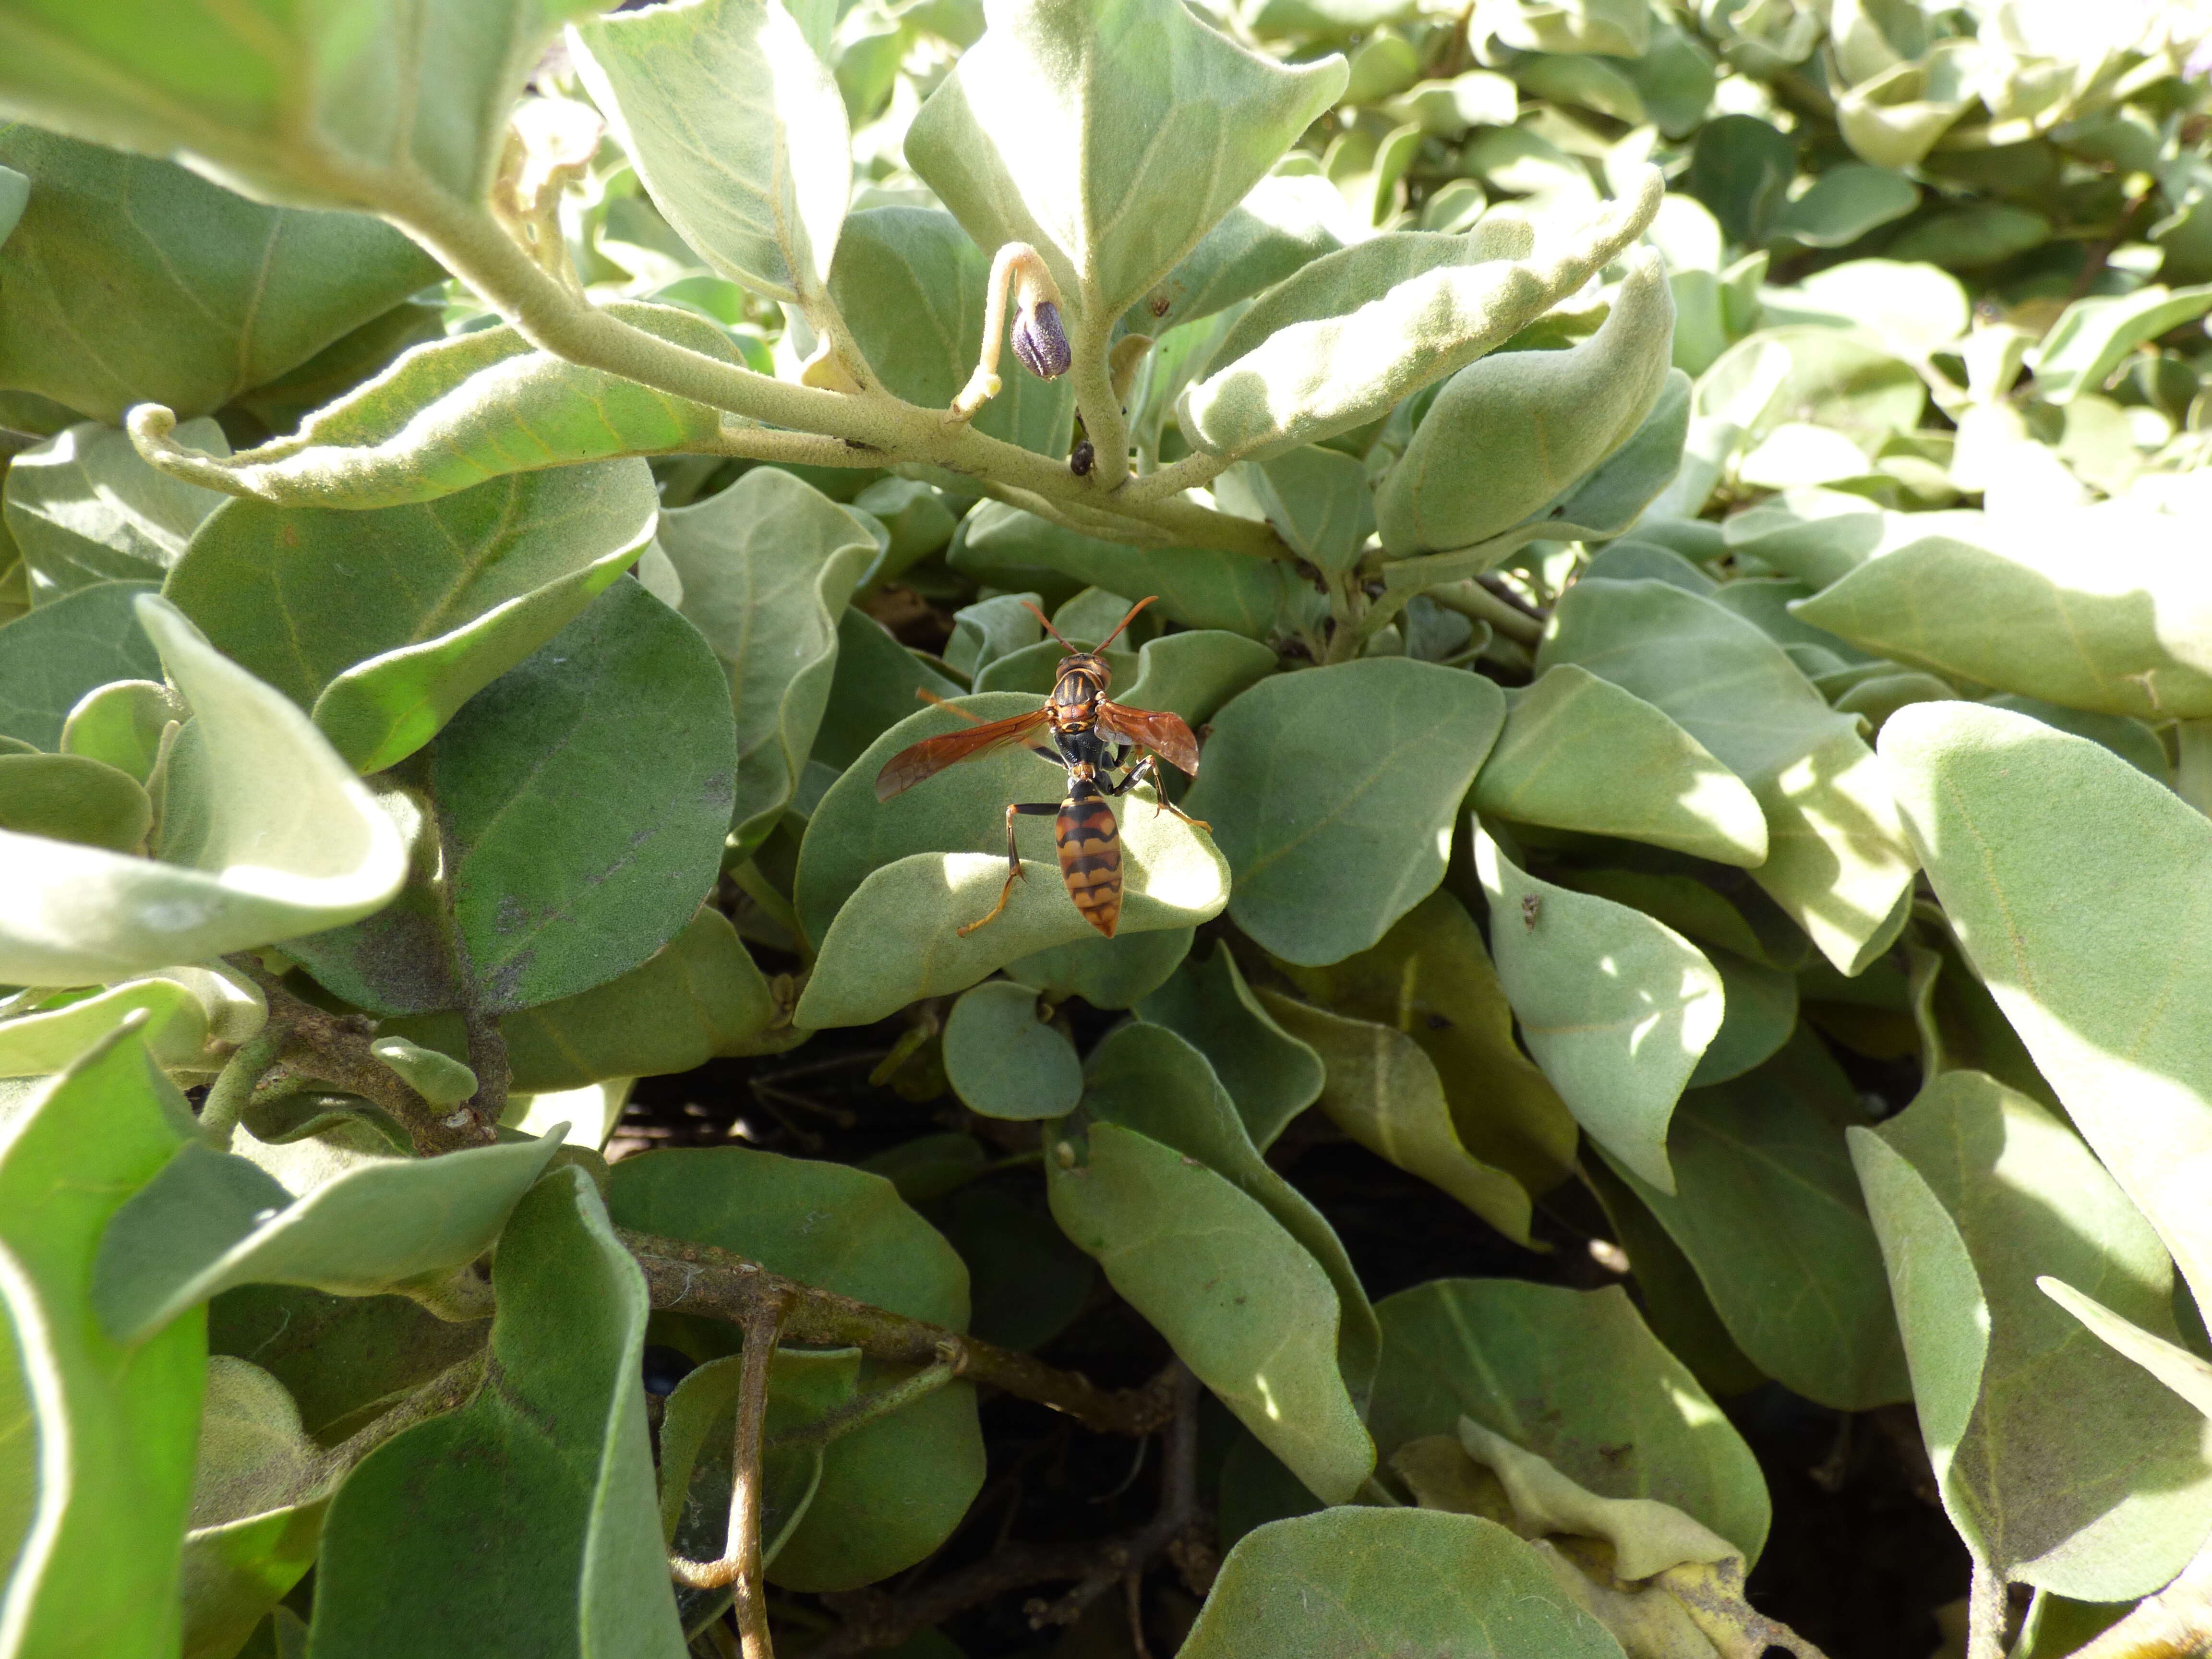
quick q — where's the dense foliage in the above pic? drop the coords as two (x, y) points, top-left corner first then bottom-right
(4, 0), (2212, 1656)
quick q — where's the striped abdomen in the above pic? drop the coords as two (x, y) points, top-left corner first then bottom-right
(1056, 784), (1121, 937)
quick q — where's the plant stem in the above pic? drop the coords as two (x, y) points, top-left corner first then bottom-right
(672, 1293), (790, 1659)
(458, 1004), (510, 1133)
(1966, 1557), (2007, 1659)
(2174, 720), (2212, 819)
(1421, 578), (1546, 647)
(321, 1349), (489, 1477)
(361, 182), (1287, 562)
(622, 1229), (1178, 1437)
(197, 1025), (288, 1150)
(225, 956), (492, 1154)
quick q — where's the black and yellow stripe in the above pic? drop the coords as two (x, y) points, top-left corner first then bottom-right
(1055, 785), (1121, 938)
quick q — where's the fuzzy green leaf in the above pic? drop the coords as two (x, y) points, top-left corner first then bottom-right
(0, 1027), (204, 1659)
(905, 0), (1347, 328)
(942, 978), (1083, 1120)
(0, 578), (165, 751)
(1541, 576), (1915, 975)
(1477, 828), (1722, 1192)
(1850, 1071), (2212, 1599)
(1, 595), (408, 986)
(285, 580), (735, 1015)
(308, 1167), (685, 1659)
(1047, 1119), (1375, 1503)
(1880, 702), (2212, 1316)
(1188, 659), (1505, 966)
(571, 0), (848, 306)
(2, 418), (228, 601)
(168, 459), (660, 773)
(1472, 663), (1767, 866)
(1135, 941), (1322, 1150)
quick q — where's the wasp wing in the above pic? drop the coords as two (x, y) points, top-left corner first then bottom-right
(875, 708), (1051, 801)
(1095, 702), (1202, 776)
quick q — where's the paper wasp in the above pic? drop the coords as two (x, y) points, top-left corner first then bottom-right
(875, 596), (1206, 939)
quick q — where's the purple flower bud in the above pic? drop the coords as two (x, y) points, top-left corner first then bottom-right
(1011, 300), (1071, 379)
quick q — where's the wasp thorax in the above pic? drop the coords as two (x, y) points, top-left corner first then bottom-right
(1012, 299), (1072, 379)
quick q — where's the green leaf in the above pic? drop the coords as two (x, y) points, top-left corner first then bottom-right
(1082, 1021), (1381, 1399)
(935, 1182), (1095, 1353)
(135, 303), (757, 510)
(1271, 888), (1577, 1199)
(94, 1127), (564, 1344)
(501, 909), (774, 1090)
(0, 1027), (204, 1659)
(0, 129), (439, 423)
(1370, 1277), (1769, 1561)
(0, 0), (588, 214)
(1472, 664), (1767, 867)
(0, 964), (263, 1078)
(2, 594), (408, 986)
(385, 909), (774, 1092)
(1476, 828), (1722, 1192)
(285, 580), (735, 1015)
(168, 459), (660, 773)
(1375, 251), (1673, 556)
(950, 501), (1323, 639)
(941, 977), (1082, 1120)
(1792, 515), (2212, 720)
(308, 1166), (685, 1659)
(1540, 576), (1916, 976)
(571, 0), (849, 302)
(231, 299), (447, 440)
(1047, 1119), (1374, 1503)
(179, 1358), (332, 1659)
(2039, 1279), (2212, 1424)
(1183, 176), (1663, 460)
(1260, 990), (1538, 1246)
(0, 578), (164, 750)
(2031, 284), (2212, 404)
(1188, 659), (1506, 966)
(3, 418), (228, 601)
(659, 467), (879, 850)
(1688, 949), (1797, 1087)
(1771, 164), (1920, 248)
(0, 750), (152, 852)
(1178, 1509), (1623, 1659)
(607, 1147), (985, 1590)
(1119, 172), (1346, 336)
(1880, 702), (2212, 1315)
(1695, 326), (1926, 454)
(1581, 1154), (1764, 1398)
(1849, 1071), (2212, 1599)
(59, 677), (185, 781)
(1000, 925), (1194, 1010)
(905, 0), (1346, 330)
(1134, 941), (1322, 1149)
(810, 608), (967, 772)
(830, 208), (1076, 456)
(1538, 367), (1693, 541)
(944, 592), (1044, 681)
(1599, 1058), (1910, 1411)
(208, 1285), (485, 1443)
(1243, 446), (1373, 577)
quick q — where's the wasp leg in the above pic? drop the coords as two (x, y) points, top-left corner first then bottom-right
(959, 801), (1060, 937)
(1103, 753), (1211, 832)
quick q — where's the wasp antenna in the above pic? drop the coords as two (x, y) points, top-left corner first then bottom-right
(1094, 594), (1159, 653)
(1021, 600), (1077, 652)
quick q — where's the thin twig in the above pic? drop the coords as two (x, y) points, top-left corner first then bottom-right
(226, 957), (492, 1154)
(765, 1353), (959, 1453)
(458, 1004), (509, 1133)
(673, 1293), (791, 1659)
(623, 1230), (1177, 1438)
(1966, 1556), (2007, 1659)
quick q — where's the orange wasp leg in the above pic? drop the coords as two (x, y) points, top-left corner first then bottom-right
(957, 800), (1061, 938)
(1110, 752), (1210, 832)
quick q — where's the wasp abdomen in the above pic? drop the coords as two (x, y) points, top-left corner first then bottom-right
(1056, 789), (1121, 938)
